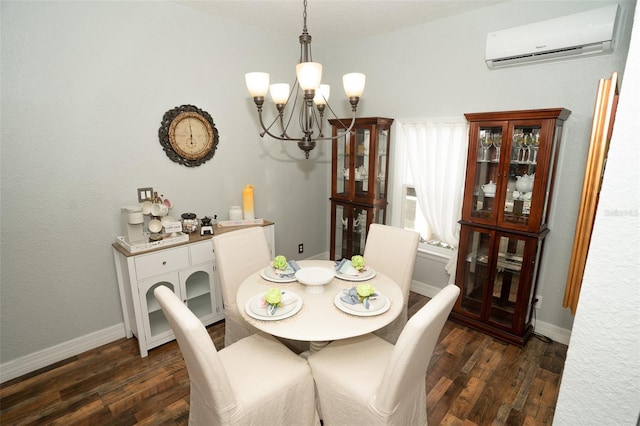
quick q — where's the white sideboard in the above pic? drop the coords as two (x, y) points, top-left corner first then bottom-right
(112, 222), (275, 357)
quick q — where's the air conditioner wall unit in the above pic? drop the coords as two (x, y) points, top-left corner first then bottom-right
(486, 4), (619, 69)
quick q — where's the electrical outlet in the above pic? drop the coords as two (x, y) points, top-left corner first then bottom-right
(298, 243), (304, 254)
(534, 295), (543, 309)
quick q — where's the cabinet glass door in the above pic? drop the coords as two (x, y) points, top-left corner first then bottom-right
(488, 234), (526, 328)
(353, 128), (370, 201)
(142, 278), (177, 341)
(183, 268), (214, 319)
(351, 206), (368, 256)
(374, 128), (388, 200)
(501, 124), (542, 229)
(332, 203), (373, 259)
(469, 124), (504, 223)
(333, 203), (347, 259)
(334, 129), (350, 199)
(458, 227), (492, 318)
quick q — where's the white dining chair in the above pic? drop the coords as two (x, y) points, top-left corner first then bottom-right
(212, 227), (308, 353)
(307, 284), (459, 425)
(154, 285), (319, 426)
(212, 227), (268, 347)
(363, 223), (420, 344)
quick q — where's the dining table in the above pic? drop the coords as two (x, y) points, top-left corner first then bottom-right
(236, 259), (403, 353)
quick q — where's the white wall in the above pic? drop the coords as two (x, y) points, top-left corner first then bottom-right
(321, 0), (636, 336)
(0, 1), (330, 367)
(554, 4), (640, 423)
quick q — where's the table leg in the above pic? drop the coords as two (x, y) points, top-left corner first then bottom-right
(300, 340), (330, 359)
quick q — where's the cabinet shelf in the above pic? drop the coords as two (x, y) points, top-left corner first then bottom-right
(453, 108), (570, 346)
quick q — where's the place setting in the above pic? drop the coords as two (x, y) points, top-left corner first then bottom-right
(259, 255), (300, 283)
(334, 282), (390, 317)
(334, 255), (377, 281)
(245, 287), (303, 321)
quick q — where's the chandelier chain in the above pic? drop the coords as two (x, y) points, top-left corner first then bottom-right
(302, 0), (308, 33)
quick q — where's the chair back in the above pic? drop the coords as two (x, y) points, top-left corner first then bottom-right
(363, 224), (420, 304)
(154, 285), (236, 423)
(212, 227), (271, 309)
(374, 285), (460, 414)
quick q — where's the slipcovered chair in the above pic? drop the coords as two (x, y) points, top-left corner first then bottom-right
(212, 227), (268, 347)
(154, 285), (318, 426)
(212, 227), (308, 352)
(307, 284), (459, 425)
(363, 223), (420, 344)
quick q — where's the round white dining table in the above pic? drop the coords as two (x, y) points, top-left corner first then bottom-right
(236, 260), (403, 352)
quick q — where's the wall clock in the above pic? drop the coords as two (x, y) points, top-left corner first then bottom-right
(158, 104), (219, 167)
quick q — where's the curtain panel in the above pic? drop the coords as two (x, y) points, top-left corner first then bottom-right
(401, 119), (468, 281)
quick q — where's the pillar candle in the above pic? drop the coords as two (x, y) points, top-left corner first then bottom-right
(243, 185), (255, 220)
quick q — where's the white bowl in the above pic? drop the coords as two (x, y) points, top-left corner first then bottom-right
(148, 219), (162, 233)
(295, 267), (335, 294)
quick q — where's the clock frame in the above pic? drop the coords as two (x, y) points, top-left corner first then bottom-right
(159, 104), (219, 167)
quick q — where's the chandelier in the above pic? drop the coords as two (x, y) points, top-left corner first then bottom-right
(245, 0), (365, 159)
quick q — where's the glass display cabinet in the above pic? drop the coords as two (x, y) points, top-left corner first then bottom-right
(329, 117), (393, 260)
(452, 108), (570, 346)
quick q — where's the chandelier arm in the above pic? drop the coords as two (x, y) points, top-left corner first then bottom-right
(258, 108), (286, 137)
(303, 109), (359, 143)
(257, 109), (304, 142)
(280, 81), (301, 139)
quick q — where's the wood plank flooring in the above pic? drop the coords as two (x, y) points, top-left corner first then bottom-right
(1, 292), (567, 425)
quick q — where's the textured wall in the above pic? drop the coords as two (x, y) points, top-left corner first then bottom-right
(554, 3), (640, 423)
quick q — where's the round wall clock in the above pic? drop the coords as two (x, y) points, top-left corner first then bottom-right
(158, 105), (219, 167)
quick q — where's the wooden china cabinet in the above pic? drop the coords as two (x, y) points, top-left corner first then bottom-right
(329, 117), (393, 260)
(451, 108), (570, 346)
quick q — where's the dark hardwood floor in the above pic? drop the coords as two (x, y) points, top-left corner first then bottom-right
(1, 292), (567, 425)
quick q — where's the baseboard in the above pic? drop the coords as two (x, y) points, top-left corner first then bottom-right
(410, 280), (572, 346)
(410, 280), (443, 298)
(0, 323), (126, 384)
(531, 319), (572, 345)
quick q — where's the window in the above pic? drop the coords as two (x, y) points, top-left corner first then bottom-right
(391, 118), (468, 255)
(402, 185), (455, 252)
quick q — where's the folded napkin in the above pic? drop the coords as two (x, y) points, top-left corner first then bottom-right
(335, 259), (360, 276)
(275, 260), (301, 278)
(260, 291), (296, 315)
(340, 287), (378, 310)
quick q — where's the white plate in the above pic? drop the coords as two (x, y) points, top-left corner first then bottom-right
(260, 267), (297, 283)
(245, 291), (303, 321)
(335, 268), (377, 282)
(333, 292), (390, 316)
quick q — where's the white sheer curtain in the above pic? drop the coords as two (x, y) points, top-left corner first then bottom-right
(401, 119), (468, 282)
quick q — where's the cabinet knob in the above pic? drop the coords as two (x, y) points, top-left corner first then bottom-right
(162, 261), (167, 265)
